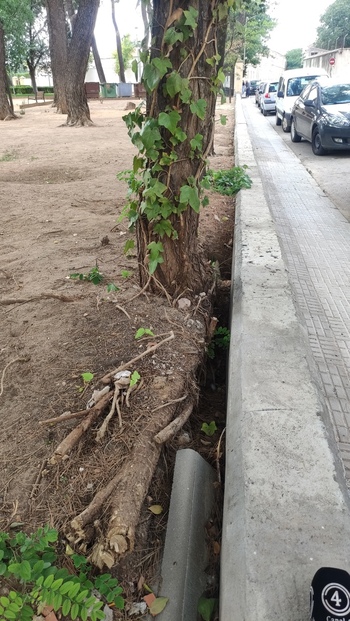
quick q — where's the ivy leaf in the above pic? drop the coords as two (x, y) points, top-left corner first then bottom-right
(179, 86), (192, 103)
(81, 372), (94, 383)
(148, 241), (164, 274)
(217, 3), (229, 20)
(165, 71), (185, 97)
(143, 180), (167, 202)
(190, 99), (207, 120)
(164, 27), (184, 45)
(149, 597), (169, 616)
(133, 156), (145, 173)
(183, 6), (198, 29)
(131, 58), (138, 81)
(202, 195), (209, 207)
(190, 133), (203, 150)
(154, 219), (174, 238)
(140, 124), (162, 152)
(179, 185), (200, 213)
(201, 421), (217, 437)
(143, 63), (161, 91)
(152, 56), (172, 77)
(158, 110), (181, 135)
(220, 115), (227, 126)
(124, 239), (135, 255)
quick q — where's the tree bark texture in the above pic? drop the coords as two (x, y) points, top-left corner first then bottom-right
(91, 34), (106, 84)
(46, 0), (68, 114)
(0, 21), (16, 120)
(64, 0), (100, 126)
(111, 0), (126, 83)
(137, 0), (227, 296)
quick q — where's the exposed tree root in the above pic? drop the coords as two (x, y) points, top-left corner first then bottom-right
(154, 401), (194, 444)
(0, 292), (82, 305)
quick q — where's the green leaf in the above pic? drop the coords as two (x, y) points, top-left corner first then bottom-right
(164, 27), (184, 45)
(158, 110), (181, 135)
(61, 598), (71, 616)
(51, 578), (64, 591)
(68, 582), (81, 599)
(43, 573), (55, 589)
(0, 597), (9, 607)
(107, 283), (119, 293)
(123, 239), (135, 255)
(71, 602), (80, 620)
(133, 155), (145, 173)
(52, 592), (63, 611)
(130, 371), (141, 387)
(220, 115), (227, 126)
(179, 185), (200, 213)
(152, 56), (172, 76)
(183, 6), (198, 29)
(121, 270), (132, 278)
(190, 98), (207, 120)
(201, 421), (217, 437)
(4, 610), (16, 619)
(164, 71), (184, 97)
(149, 596), (169, 615)
(59, 581), (75, 595)
(81, 372), (93, 383)
(154, 219), (174, 238)
(131, 58), (138, 81)
(198, 596), (217, 621)
(135, 328), (154, 340)
(190, 133), (203, 151)
(76, 589), (89, 603)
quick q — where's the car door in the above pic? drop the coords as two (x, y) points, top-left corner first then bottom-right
(294, 85), (311, 138)
(302, 84), (319, 141)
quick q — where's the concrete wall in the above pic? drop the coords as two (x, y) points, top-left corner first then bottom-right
(304, 48), (350, 78)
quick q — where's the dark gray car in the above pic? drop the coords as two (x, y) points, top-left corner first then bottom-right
(290, 77), (350, 155)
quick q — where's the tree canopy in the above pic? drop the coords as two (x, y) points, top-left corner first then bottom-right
(112, 34), (136, 78)
(285, 48), (303, 69)
(316, 0), (350, 49)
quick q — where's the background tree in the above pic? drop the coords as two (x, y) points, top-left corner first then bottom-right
(316, 0), (350, 49)
(46, 0), (100, 124)
(112, 34), (135, 78)
(25, 0), (50, 95)
(65, 0), (106, 84)
(285, 48), (303, 69)
(111, 0), (125, 82)
(122, 0), (231, 296)
(0, 0), (32, 120)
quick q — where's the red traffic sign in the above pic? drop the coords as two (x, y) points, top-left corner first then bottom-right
(329, 57), (335, 65)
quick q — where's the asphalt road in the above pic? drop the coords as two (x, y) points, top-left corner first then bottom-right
(252, 102), (350, 221)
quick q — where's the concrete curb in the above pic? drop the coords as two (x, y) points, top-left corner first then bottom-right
(158, 448), (215, 621)
(220, 96), (350, 620)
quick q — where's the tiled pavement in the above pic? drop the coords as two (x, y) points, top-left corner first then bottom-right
(241, 99), (350, 481)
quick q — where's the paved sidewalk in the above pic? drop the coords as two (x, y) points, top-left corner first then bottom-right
(221, 96), (350, 620)
(244, 97), (350, 479)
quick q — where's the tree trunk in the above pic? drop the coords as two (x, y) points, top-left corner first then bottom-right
(136, 0), (227, 296)
(111, 0), (125, 83)
(140, 0), (150, 53)
(91, 34), (106, 84)
(46, 0), (68, 114)
(27, 61), (38, 95)
(0, 22), (16, 121)
(65, 0), (100, 126)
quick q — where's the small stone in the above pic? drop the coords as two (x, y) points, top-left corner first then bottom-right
(177, 297), (191, 310)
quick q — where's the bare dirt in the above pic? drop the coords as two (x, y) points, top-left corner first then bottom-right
(0, 98), (234, 613)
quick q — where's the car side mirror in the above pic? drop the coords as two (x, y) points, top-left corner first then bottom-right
(277, 90), (284, 98)
(304, 99), (315, 107)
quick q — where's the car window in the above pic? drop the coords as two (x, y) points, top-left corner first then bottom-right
(321, 83), (350, 105)
(301, 84), (312, 101)
(308, 85), (318, 104)
(287, 75), (321, 97)
(268, 83), (278, 93)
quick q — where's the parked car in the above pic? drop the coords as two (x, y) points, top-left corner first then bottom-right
(255, 82), (265, 106)
(259, 81), (279, 116)
(276, 67), (328, 132)
(290, 77), (350, 155)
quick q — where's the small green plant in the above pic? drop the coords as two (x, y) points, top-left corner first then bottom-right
(106, 283), (119, 293)
(130, 371), (141, 387)
(69, 265), (103, 285)
(0, 150), (17, 162)
(201, 421), (217, 437)
(0, 525), (124, 621)
(121, 270), (133, 279)
(134, 328), (154, 340)
(81, 372), (94, 384)
(207, 326), (230, 359)
(203, 166), (252, 196)
(198, 596), (218, 621)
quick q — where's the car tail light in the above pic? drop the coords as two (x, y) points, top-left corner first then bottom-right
(264, 93), (270, 98)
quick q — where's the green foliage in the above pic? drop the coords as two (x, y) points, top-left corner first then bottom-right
(134, 328), (154, 339)
(285, 48), (303, 69)
(0, 526), (124, 621)
(316, 0), (350, 49)
(0, 150), (17, 162)
(129, 371), (141, 387)
(198, 596), (218, 621)
(201, 421), (217, 437)
(204, 166), (252, 196)
(69, 266), (103, 285)
(81, 372), (94, 384)
(112, 34), (136, 76)
(106, 283), (119, 293)
(207, 326), (231, 359)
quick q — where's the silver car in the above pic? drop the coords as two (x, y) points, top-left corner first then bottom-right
(260, 81), (278, 116)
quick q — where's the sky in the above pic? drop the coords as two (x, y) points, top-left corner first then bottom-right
(94, 0), (144, 58)
(267, 0), (335, 54)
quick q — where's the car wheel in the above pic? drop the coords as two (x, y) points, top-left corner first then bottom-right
(263, 108), (267, 116)
(276, 114), (281, 126)
(260, 106), (263, 114)
(282, 115), (290, 133)
(291, 119), (301, 143)
(312, 128), (326, 155)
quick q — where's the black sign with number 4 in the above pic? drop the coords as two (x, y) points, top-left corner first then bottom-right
(310, 568), (350, 620)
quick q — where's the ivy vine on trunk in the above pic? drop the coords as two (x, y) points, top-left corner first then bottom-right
(121, 0), (232, 297)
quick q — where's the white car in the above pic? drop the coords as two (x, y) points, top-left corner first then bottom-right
(260, 81), (278, 116)
(276, 67), (329, 132)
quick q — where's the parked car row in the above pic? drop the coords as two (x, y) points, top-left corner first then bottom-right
(253, 68), (350, 156)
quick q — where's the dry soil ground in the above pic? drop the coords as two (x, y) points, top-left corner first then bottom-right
(0, 97), (234, 615)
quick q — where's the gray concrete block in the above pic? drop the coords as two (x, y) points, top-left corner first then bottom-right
(159, 448), (215, 621)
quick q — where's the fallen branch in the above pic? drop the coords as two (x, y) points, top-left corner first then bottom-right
(39, 409), (90, 426)
(0, 292), (81, 306)
(96, 385), (120, 441)
(101, 331), (174, 384)
(0, 356), (30, 397)
(152, 393), (187, 412)
(154, 402), (194, 444)
(49, 392), (111, 464)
